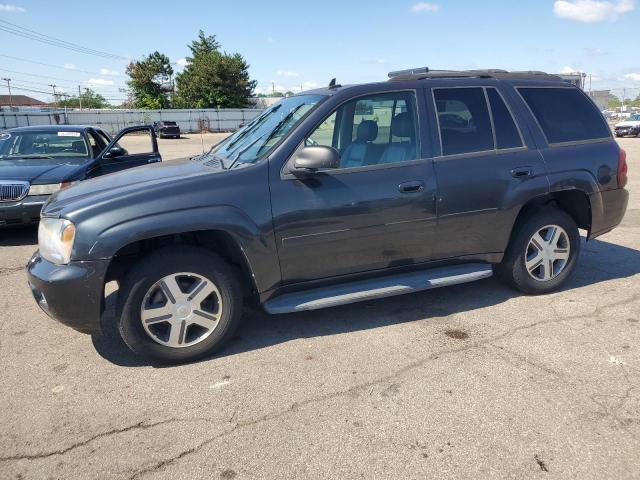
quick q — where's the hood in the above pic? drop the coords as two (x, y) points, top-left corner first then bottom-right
(615, 120), (640, 127)
(0, 157), (86, 183)
(43, 156), (225, 217)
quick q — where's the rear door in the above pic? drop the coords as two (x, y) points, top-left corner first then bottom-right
(270, 89), (438, 283)
(88, 126), (161, 178)
(428, 85), (548, 259)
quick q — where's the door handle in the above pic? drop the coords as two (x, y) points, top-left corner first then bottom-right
(398, 181), (425, 193)
(511, 167), (533, 178)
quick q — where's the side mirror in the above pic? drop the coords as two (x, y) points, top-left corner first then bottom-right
(293, 146), (340, 173)
(104, 146), (127, 158)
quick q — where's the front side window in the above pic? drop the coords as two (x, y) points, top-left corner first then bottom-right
(305, 91), (420, 169)
(0, 131), (89, 159)
(434, 88), (494, 156)
(518, 87), (610, 144)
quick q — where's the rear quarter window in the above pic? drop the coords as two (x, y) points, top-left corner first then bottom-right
(518, 87), (610, 144)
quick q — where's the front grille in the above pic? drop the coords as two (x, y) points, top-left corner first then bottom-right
(0, 182), (29, 202)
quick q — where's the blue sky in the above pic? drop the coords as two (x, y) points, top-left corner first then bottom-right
(1, 0), (638, 104)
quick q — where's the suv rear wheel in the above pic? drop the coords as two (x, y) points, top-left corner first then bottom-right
(498, 208), (580, 294)
(117, 246), (243, 364)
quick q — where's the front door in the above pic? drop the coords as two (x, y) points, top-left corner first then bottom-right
(88, 126), (161, 178)
(427, 85), (548, 259)
(270, 90), (438, 283)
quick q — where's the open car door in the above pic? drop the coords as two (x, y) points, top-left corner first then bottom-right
(88, 126), (161, 178)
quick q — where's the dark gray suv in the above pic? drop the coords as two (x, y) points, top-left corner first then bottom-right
(27, 68), (629, 363)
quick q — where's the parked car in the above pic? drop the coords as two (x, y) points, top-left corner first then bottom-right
(27, 68), (628, 363)
(614, 114), (640, 137)
(0, 125), (161, 227)
(153, 121), (181, 139)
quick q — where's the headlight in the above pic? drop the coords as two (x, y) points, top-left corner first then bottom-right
(38, 218), (76, 265)
(28, 183), (61, 196)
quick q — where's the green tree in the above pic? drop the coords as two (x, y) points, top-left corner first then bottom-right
(57, 89), (109, 109)
(174, 30), (256, 108)
(126, 51), (173, 109)
(608, 94), (621, 109)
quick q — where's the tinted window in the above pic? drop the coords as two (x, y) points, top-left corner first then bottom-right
(519, 87), (610, 144)
(434, 88), (493, 155)
(306, 92), (420, 169)
(487, 89), (523, 149)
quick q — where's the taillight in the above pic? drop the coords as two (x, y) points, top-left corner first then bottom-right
(618, 148), (628, 188)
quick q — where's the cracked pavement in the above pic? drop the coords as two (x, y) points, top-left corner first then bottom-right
(1, 138), (639, 479)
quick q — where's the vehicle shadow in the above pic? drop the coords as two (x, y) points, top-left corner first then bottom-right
(91, 238), (640, 368)
(0, 226), (37, 247)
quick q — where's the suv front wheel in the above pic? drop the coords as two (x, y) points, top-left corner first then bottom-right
(498, 208), (581, 294)
(116, 246), (243, 364)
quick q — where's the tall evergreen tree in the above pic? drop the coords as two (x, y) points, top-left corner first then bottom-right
(175, 31), (256, 108)
(126, 51), (173, 109)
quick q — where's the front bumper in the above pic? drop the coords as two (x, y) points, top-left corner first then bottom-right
(615, 127), (639, 136)
(27, 252), (109, 334)
(0, 195), (48, 227)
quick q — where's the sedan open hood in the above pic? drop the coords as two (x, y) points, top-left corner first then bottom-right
(615, 120), (640, 128)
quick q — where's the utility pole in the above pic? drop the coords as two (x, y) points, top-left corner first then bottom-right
(78, 85), (82, 110)
(272, 82), (275, 95)
(48, 84), (58, 108)
(2, 77), (12, 109)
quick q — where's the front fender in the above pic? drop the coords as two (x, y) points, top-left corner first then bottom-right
(87, 205), (280, 293)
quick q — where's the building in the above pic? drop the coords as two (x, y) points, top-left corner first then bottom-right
(588, 90), (610, 111)
(0, 95), (49, 109)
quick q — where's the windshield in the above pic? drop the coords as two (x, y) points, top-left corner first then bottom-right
(628, 114), (640, 121)
(212, 94), (325, 165)
(0, 131), (89, 160)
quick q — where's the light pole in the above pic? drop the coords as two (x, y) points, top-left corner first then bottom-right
(48, 84), (57, 108)
(1, 77), (12, 109)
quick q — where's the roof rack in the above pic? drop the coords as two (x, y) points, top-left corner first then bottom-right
(387, 67), (562, 82)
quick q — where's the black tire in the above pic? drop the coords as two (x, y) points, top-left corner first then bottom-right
(116, 246), (243, 364)
(497, 208), (580, 294)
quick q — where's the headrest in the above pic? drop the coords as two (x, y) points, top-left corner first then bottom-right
(72, 140), (85, 153)
(391, 112), (414, 138)
(356, 120), (378, 142)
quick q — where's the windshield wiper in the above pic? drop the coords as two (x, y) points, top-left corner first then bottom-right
(226, 132), (270, 169)
(221, 104), (282, 153)
(9, 154), (53, 159)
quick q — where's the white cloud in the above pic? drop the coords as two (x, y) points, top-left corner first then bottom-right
(86, 78), (114, 87)
(624, 72), (640, 81)
(301, 81), (318, 89)
(99, 68), (119, 76)
(276, 70), (299, 77)
(0, 4), (26, 12)
(410, 2), (440, 13)
(175, 58), (188, 67)
(553, 0), (634, 22)
(63, 63), (76, 70)
(560, 66), (579, 74)
(267, 36), (275, 43)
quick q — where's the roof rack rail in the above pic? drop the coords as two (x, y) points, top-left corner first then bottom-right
(387, 68), (562, 82)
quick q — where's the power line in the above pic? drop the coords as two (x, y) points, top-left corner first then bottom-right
(0, 19), (128, 60)
(0, 67), (126, 92)
(0, 53), (120, 76)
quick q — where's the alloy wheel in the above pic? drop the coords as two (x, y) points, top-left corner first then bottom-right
(525, 225), (571, 282)
(140, 272), (222, 348)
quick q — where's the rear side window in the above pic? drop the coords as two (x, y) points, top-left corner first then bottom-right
(434, 88), (494, 155)
(487, 89), (523, 149)
(518, 87), (610, 144)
